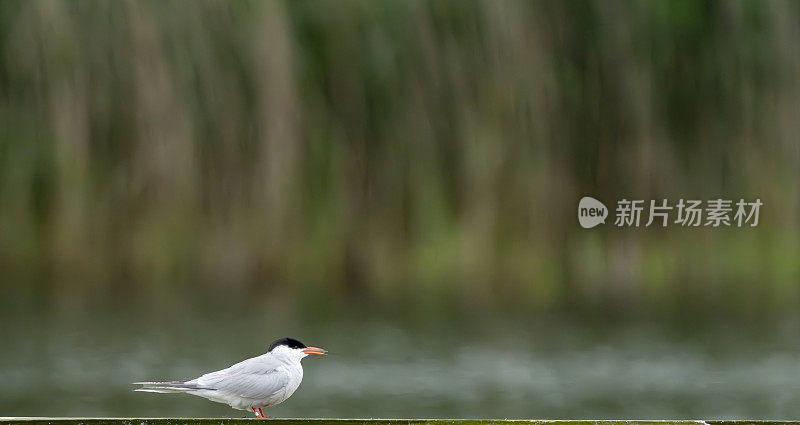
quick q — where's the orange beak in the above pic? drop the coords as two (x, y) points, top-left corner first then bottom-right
(303, 346), (327, 356)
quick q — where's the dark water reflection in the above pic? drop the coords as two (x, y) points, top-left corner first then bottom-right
(2, 308), (800, 419)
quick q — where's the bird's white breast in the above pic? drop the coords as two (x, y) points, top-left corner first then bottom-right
(270, 361), (304, 406)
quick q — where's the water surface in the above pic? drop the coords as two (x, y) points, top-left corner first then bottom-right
(2, 310), (800, 419)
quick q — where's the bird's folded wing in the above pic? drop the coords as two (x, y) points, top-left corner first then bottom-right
(193, 365), (290, 399)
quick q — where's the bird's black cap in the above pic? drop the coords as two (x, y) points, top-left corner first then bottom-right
(268, 337), (307, 351)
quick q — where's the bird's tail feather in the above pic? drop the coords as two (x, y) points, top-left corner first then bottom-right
(133, 381), (207, 393)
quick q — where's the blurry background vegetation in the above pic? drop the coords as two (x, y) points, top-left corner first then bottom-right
(2, 0), (799, 319)
(3, 0), (800, 419)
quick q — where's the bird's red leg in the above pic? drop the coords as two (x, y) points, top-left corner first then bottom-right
(249, 407), (272, 419)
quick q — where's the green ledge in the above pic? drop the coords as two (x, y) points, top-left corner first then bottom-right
(0, 419), (797, 425)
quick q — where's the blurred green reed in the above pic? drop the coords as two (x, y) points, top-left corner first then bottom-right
(0, 0), (798, 317)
